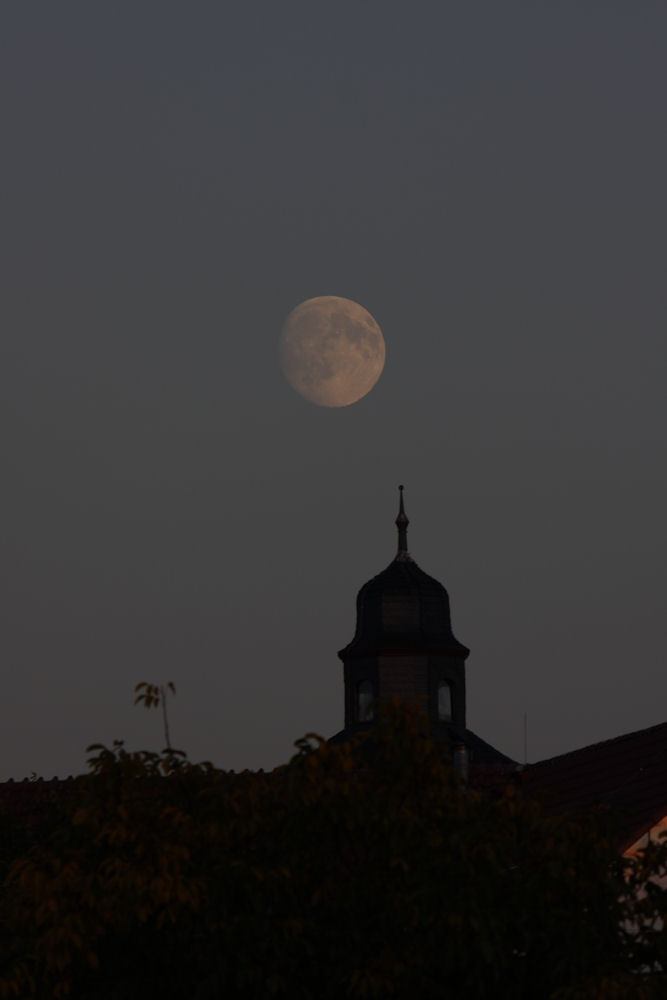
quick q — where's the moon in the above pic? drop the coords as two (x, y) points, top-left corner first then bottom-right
(280, 296), (385, 407)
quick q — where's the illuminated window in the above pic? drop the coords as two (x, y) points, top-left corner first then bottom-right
(357, 680), (374, 722)
(438, 680), (452, 722)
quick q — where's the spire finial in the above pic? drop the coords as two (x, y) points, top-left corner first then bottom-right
(395, 484), (410, 559)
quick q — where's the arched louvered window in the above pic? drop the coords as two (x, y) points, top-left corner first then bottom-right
(438, 680), (452, 722)
(357, 680), (374, 722)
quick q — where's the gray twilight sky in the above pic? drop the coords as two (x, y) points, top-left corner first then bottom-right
(2, 2), (666, 780)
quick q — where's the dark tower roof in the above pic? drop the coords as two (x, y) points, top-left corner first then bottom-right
(338, 486), (469, 660)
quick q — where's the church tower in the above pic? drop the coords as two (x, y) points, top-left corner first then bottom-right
(331, 487), (514, 766)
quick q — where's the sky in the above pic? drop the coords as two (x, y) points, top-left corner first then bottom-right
(2, 2), (666, 780)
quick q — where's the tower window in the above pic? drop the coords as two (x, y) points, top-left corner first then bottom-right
(438, 680), (452, 722)
(357, 680), (374, 722)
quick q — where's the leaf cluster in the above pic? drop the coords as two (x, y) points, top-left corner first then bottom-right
(1, 702), (667, 998)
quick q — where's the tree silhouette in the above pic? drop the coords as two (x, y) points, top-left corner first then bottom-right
(1, 700), (666, 999)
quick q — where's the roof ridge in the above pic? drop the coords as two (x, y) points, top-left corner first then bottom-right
(526, 719), (667, 771)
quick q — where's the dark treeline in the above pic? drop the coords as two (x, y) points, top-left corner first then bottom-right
(1, 702), (666, 999)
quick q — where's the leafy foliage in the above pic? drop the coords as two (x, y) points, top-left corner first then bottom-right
(133, 681), (176, 748)
(1, 701), (667, 998)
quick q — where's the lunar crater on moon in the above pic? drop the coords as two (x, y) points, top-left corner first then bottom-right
(280, 296), (385, 407)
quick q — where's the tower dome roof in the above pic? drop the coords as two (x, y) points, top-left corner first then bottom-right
(338, 487), (469, 659)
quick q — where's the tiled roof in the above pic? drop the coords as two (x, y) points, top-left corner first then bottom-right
(463, 728), (517, 767)
(520, 721), (667, 852)
(469, 762), (520, 795)
(0, 776), (77, 821)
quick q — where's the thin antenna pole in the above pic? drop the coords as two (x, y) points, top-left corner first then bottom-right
(523, 711), (528, 765)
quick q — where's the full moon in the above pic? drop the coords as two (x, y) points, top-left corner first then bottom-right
(280, 296), (385, 407)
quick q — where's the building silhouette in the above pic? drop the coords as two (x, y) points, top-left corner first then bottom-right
(2, 488), (667, 857)
(330, 486), (513, 768)
(330, 486), (667, 854)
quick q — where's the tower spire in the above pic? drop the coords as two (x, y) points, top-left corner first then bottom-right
(395, 484), (410, 560)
